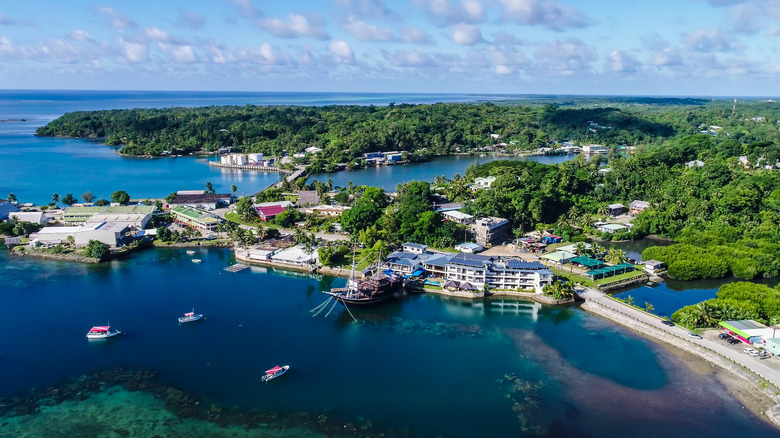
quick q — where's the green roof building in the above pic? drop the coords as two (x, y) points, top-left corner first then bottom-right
(170, 205), (222, 231)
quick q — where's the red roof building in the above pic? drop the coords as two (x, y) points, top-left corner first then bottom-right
(256, 205), (287, 221)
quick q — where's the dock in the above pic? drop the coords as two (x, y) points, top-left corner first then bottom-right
(224, 263), (249, 273)
(208, 162), (292, 173)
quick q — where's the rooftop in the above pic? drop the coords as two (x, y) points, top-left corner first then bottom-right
(64, 205), (155, 215)
(170, 205), (221, 224)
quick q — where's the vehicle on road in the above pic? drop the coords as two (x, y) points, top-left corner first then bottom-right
(744, 348), (757, 354)
(661, 320), (674, 327)
(688, 333), (702, 339)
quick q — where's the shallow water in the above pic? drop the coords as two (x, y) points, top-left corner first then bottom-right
(1, 247), (778, 437)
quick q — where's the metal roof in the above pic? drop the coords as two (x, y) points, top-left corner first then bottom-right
(448, 252), (492, 267)
(403, 242), (428, 249)
(585, 263), (635, 277)
(506, 259), (547, 270)
(569, 256), (604, 267)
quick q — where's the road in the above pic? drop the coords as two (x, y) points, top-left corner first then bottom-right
(579, 287), (780, 392)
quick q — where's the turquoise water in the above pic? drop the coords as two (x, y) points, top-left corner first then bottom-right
(0, 90), (571, 204)
(1, 246), (778, 437)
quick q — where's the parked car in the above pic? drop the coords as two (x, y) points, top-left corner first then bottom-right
(727, 338), (741, 344)
(688, 333), (703, 339)
(661, 320), (674, 327)
(744, 348), (756, 354)
(718, 333), (731, 340)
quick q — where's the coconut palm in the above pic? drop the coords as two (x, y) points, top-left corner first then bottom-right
(645, 302), (655, 313)
(625, 295), (634, 306)
(573, 242), (586, 257)
(590, 242), (604, 258)
(605, 248), (628, 265)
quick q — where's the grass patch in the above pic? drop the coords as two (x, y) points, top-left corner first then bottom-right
(225, 211), (263, 227)
(550, 266), (597, 288)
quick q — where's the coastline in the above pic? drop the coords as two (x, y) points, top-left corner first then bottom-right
(580, 298), (780, 427)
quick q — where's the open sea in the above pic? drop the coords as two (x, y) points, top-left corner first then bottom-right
(1, 90), (780, 436)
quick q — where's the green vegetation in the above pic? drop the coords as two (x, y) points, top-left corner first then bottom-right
(672, 282), (780, 328)
(593, 270), (645, 285)
(542, 280), (575, 300)
(110, 190), (130, 205)
(84, 240), (109, 261)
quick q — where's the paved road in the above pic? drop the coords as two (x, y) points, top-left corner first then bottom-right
(579, 288), (780, 391)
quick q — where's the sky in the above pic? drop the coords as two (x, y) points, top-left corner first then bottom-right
(1, 0), (779, 96)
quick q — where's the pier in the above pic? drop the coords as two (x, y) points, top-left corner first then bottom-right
(208, 162), (292, 173)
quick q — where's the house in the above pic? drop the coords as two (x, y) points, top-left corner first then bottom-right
(385, 153), (403, 162)
(582, 144), (608, 154)
(402, 242), (428, 254)
(442, 210), (474, 224)
(248, 247), (276, 261)
(473, 176), (497, 189)
(434, 202), (463, 212)
(8, 211), (47, 224)
(168, 192), (234, 210)
(297, 190), (321, 207)
(0, 200), (20, 220)
(686, 160), (704, 168)
(170, 205), (223, 231)
(454, 242), (483, 253)
(305, 146), (323, 155)
(596, 223), (629, 234)
(301, 205), (350, 216)
(471, 217), (509, 247)
(385, 250), (432, 275)
(256, 205), (287, 221)
(541, 235), (563, 244)
(628, 200), (650, 216)
(606, 203), (627, 216)
(292, 153), (306, 159)
(643, 260), (665, 273)
(422, 253), (455, 278)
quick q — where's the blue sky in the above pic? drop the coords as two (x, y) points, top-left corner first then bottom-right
(1, 0), (779, 95)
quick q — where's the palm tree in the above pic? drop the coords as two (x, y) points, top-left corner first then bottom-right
(597, 204), (608, 218)
(625, 295), (634, 306)
(51, 193), (59, 206)
(645, 302), (655, 313)
(590, 242), (604, 258)
(231, 185), (238, 195)
(605, 248), (628, 265)
(574, 242), (586, 257)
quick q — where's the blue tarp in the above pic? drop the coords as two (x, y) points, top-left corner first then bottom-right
(383, 269), (394, 275)
(412, 269), (425, 276)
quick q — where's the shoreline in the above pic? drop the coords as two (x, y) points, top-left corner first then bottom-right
(580, 298), (780, 428)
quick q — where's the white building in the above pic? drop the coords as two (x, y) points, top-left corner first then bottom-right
(86, 212), (151, 229)
(442, 210), (474, 224)
(305, 146), (323, 154)
(444, 253), (552, 293)
(271, 245), (317, 267)
(220, 154), (247, 165)
(454, 242), (483, 253)
(473, 176), (497, 189)
(247, 153), (264, 164)
(582, 144), (608, 154)
(35, 222), (130, 247)
(8, 211), (48, 224)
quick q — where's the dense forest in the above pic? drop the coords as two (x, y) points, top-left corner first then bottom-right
(38, 98), (780, 159)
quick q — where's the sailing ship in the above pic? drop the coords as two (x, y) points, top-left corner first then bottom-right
(261, 365), (290, 382)
(178, 308), (203, 323)
(324, 269), (403, 307)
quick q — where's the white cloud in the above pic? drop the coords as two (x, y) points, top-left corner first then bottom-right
(157, 43), (198, 63)
(414, 0), (486, 25)
(118, 38), (148, 63)
(68, 30), (95, 43)
(343, 16), (395, 41)
(452, 24), (483, 45)
(605, 50), (640, 73)
(495, 65), (512, 75)
(683, 28), (734, 53)
(532, 38), (597, 76)
(258, 14), (330, 40)
(650, 47), (683, 67)
(386, 49), (436, 66)
(335, 0), (400, 21)
(178, 9), (205, 29)
(96, 6), (137, 30)
(227, 0), (261, 18)
(329, 40), (355, 64)
(499, 0), (593, 31)
(401, 26), (432, 44)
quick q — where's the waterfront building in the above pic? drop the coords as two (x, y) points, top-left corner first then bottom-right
(442, 210), (474, 224)
(34, 222), (130, 247)
(596, 223), (630, 234)
(170, 206), (222, 231)
(385, 250), (432, 275)
(643, 260), (665, 273)
(444, 253), (552, 293)
(63, 205), (156, 226)
(85, 213), (151, 229)
(582, 144), (608, 154)
(271, 245), (317, 267)
(422, 253), (455, 278)
(471, 217), (509, 247)
(247, 153), (263, 164)
(8, 211), (47, 224)
(0, 200), (20, 220)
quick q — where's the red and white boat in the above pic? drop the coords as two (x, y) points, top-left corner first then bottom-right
(261, 365), (290, 382)
(178, 308), (203, 323)
(86, 325), (120, 339)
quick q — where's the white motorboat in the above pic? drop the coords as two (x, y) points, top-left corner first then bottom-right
(192, 258), (202, 263)
(178, 308), (203, 323)
(261, 365), (290, 382)
(186, 250), (196, 255)
(86, 325), (120, 339)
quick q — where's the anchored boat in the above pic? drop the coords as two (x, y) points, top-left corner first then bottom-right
(86, 325), (120, 339)
(178, 308), (203, 323)
(261, 365), (289, 382)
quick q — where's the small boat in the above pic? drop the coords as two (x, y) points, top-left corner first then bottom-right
(86, 325), (120, 339)
(178, 308), (203, 324)
(186, 250), (196, 255)
(261, 365), (290, 382)
(192, 258), (202, 263)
